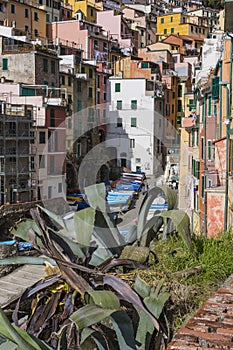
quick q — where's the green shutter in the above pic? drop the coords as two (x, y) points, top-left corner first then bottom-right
(117, 100), (122, 110)
(212, 76), (219, 99)
(2, 58), (8, 70)
(115, 83), (120, 92)
(196, 161), (200, 179)
(21, 88), (35, 96)
(77, 100), (82, 112)
(208, 140), (212, 160)
(131, 100), (137, 110)
(208, 96), (212, 116)
(141, 62), (149, 68)
(202, 176), (205, 198)
(131, 117), (137, 127)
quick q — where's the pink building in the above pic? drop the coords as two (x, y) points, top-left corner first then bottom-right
(97, 10), (136, 55)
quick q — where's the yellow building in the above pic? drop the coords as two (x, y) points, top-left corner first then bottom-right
(156, 13), (209, 41)
(68, 0), (102, 22)
(1, 0), (47, 39)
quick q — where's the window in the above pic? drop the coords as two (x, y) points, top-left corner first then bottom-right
(103, 42), (107, 51)
(208, 179), (212, 188)
(170, 16), (173, 22)
(88, 87), (93, 98)
(25, 25), (28, 32)
(191, 25), (193, 32)
(50, 156), (54, 173)
(50, 109), (55, 127)
(43, 58), (48, 72)
(58, 183), (62, 193)
(51, 61), (55, 74)
(131, 100), (137, 110)
(182, 17), (185, 23)
(46, 13), (50, 22)
(68, 76), (72, 86)
(115, 83), (120, 92)
(160, 18), (164, 24)
(201, 137), (204, 159)
(34, 29), (38, 36)
(117, 117), (122, 127)
(178, 85), (182, 97)
(89, 69), (93, 79)
(94, 40), (98, 49)
(104, 76), (107, 85)
(130, 139), (135, 148)
(117, 100), (122, 110)
(207, 140), (214, 160)
(48, 186), (52, 199)
(141, 30), (144, 36)
(208, 96), (212, 116)
(171, 28), (174, 34)
(103, 92), (106, 101)
(31, 157), (35, 170)
(61, 75), (65, 85)
(77, 143), (81, 157)
(34, 12), (38, 21)
(39, 154), (45, 168)
(11, 4), (15, 13)
(177, 100), (182, 112)
(97, 91), (100, 104)
(136, 158), (141, 163)
(77, 81), (81, 92)
(54, 16), (58, 22)
(90, 8), (93, 16)
(77, 99), (82, 112)
(188, 99), (194, 111)
(68, 94), (72, 104)
(2, 58), (8, 70)
(39, 131), (46, 143)
(97, 75), (100, 88)
(212, 76), (219, 99)
(131, 117), (137, 127)
(201, 175), (205, 198)
(88, 108), (94, 121)
(164, 29), (167, 34)
(67, 118), (72, 129)
(25, 9), (29, 17)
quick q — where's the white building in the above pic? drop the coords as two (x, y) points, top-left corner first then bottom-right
(106, 76), (165, 175)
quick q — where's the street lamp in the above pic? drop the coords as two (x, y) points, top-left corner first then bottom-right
(219, 81), (231, 232)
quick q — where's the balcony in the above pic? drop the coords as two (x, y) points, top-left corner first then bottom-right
(182, 116), (197, 128)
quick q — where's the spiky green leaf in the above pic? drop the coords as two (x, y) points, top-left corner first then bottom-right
(85, 291), (120, 310)
(70, 304), (116, 330)
(160, 210), (193, 254)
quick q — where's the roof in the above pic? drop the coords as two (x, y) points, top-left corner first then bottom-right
(179, 35), (204, 42)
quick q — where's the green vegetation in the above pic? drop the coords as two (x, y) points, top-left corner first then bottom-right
(0, 184), (232, 348)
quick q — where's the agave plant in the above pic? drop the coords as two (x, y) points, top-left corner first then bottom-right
(0, 207), (170, 350)
(0, 182), (193, 349)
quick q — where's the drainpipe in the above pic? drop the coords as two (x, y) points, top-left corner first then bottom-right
(203, 94), (207, 237)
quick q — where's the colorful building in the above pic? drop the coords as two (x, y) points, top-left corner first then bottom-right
(156, 12), (209, 41)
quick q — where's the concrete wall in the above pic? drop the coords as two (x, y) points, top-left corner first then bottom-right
(206, 189), (225, 236)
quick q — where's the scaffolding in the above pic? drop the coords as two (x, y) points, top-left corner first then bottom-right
(0, 102), (36, 205)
